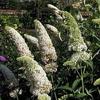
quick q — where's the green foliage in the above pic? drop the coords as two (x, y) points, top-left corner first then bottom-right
(0, 0), (100, 100)
(0, 15), (21, 28)
(96, 0), (100, 11)
(92, 18), (100, 24)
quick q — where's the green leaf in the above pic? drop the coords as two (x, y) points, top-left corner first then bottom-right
(83, 72), (90, 78)
(58, 86), (73, 92)
(94, 78), (100, 86)
(75, 93), (87, 99)
(72, 79), (81, 90)
(85, 88), (93, 99)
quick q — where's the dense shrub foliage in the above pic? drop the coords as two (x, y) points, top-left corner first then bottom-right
(0, 0), (100, 100)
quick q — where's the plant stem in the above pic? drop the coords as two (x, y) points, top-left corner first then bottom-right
(81, 68), (85, 93)
(81, 75), (85, 93)
(77, 67), (85, 94)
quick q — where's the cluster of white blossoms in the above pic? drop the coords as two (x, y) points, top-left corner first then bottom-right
(47, 4), (90, 68)
(4, 25), (52, 99)
(3, 3), (92, 99)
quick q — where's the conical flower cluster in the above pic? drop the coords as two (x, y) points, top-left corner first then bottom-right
(34, 19), (58, 73)
(17, 56), (52, 96)
(4, 26), (33, 57)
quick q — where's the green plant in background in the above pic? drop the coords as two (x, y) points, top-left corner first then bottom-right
(96, 0), (100, 11)
(0, 15), (21, 28)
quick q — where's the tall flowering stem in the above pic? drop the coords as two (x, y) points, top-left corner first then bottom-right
(34, 19), (58, 73)
(4, 26), (33, 57)
(17, 56), (52, 96)
(48, 4), (87, 52)
(47, 4), (90, 68)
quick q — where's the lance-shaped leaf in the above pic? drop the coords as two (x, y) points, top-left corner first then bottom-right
(63, 51), (90, 68)
(48, 4), (87, 52)
(34, 19), (58, 73)
(4, 26), (33, 57)
(92, 18), (100, 25)
(24, 34), (39, 48)
(17, 56), (52, 96)
(37, 93), (51, 100)
(45, 24), (62, 41)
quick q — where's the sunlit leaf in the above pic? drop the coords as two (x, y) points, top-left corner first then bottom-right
(94, 78), (100, 86)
